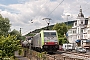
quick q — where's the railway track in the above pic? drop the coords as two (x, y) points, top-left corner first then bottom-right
(61, 51), (90, 60)
(45, 51), (90, 60)
(66, 51), (90, 58)
(26, 49), (90, 60)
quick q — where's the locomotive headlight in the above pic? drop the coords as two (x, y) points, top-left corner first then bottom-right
(44, 42), (47, 45)
(55, 42), (58, 44)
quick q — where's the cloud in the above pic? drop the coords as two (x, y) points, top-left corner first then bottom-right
(0, 0), (90, 35)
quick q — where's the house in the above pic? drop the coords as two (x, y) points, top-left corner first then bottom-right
(67, 7), (90, 50)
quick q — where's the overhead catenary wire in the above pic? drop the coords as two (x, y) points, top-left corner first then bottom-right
(23, 0), (90, 35)
(22, 0), (50, 35)
(22, 29), (31, 35)
(42, 0), (64, 29)
(47, 0), (64, 17)
(18, 0), (87, 35)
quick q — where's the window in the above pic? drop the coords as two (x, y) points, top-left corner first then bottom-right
(44, 32), (56, 37)
(82, 41), (83, 45)
(73, 30), (76, 33)
(51, 32), (56, 36)
(85, 20), (88, 25)
(44, 32), (50, 37)
(81, 29), (83, 33)
(73, 30), (74, 33)
(81, 35), (83, 39)
(81, 21), (83, 24)
(67, 45), (71, 47)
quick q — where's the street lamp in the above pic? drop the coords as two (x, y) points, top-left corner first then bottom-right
(67, 15), (70, 31)
(66, 15), (70, 44)
(42, 18), (51, 30)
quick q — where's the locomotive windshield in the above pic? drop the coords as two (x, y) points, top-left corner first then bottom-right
(44, 32), (56, 37)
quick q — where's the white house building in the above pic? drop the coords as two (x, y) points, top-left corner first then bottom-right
(67, 7), (90, 49)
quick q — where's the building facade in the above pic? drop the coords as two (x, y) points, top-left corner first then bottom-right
(67, 7), (90, 49)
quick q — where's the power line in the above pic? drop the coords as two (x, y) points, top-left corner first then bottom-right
(23, 0), (65, 35)
(47, 0), (64, 17)
(23, 0), (49, 35)
(30, 0), (50, 25)
(22, 29), (32, 35)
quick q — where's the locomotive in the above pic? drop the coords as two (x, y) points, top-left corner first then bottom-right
(31, 30), (59, 52)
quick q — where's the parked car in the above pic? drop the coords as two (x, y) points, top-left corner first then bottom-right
(75, 47), (86, 53)
(62, 43), (75, 51)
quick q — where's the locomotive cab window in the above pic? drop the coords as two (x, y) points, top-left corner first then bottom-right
(44, 32), (56, 37)
(44, 32), (50, 37)
(51, 32), (56, 36)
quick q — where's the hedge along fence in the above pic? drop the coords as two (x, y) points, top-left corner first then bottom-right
(30, 50), (49, 60)
(25, 50), (68, 60)
(24, 49), (50, 60)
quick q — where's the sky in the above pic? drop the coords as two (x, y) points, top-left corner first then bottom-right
(0, 0), (90, 35)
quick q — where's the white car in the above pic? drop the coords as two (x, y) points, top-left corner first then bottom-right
(75, 47), (86, 53)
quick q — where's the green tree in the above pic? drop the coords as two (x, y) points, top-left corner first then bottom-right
(10, 29), (20, 35)
(53, 23), (67, 37)
(0, 14), (11, 36)
(53, 23), (71, 44)
(9, 29), (26, 40)
(0, 35), (21, 59)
